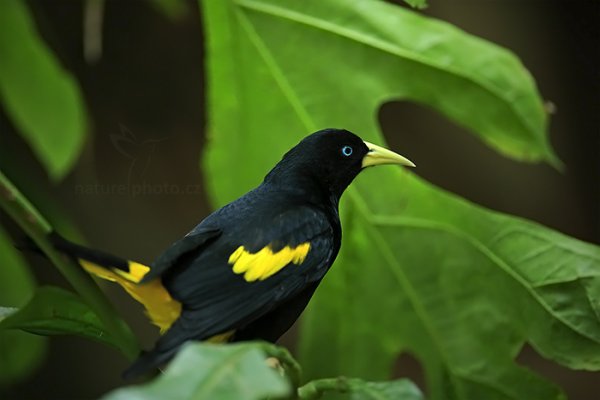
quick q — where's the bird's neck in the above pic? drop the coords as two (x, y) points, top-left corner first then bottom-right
(263, 169), (341, 209)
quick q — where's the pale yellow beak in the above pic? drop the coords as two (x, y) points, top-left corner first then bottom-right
(361, 141), (415, 168)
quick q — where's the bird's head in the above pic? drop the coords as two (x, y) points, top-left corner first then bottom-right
(264, 128), (414, 201)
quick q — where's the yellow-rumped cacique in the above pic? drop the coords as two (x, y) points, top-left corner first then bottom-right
(48, 128), (414, 378)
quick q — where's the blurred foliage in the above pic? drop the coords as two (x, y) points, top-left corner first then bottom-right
(0, 286), (121, 350)
(202, 0), (559, 201)
(101, 343), (291, 400)
(102, 342), (424, 400)
(201, 0), (599, 399)
(0, 226), (46, 386)
(299, 377), (424, 400)
(0, 0), (87, 180)
(0, 0), (598, 399)
(149, 0), (190, 21)
(0, 168), (139, 361)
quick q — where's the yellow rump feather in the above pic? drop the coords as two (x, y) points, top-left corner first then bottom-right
(228, 243), (310, 282)
(80, 260), (181, 333)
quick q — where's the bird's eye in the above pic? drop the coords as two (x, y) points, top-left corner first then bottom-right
(341, 145), (353, 157)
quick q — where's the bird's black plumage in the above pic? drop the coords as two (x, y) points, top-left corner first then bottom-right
(42, 128), (414, 379)
(124, 129), (372, 377)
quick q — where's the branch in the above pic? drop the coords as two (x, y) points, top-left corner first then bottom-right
(0, 170), (139, 359)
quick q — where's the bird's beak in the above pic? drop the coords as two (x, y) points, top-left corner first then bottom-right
(361, 141), (415, 168)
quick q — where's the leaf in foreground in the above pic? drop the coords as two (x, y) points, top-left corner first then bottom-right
(299, 377), (424, 400)
(0, 0), (87, 180)
(200, 0), (599, 399)
(102, 342), (291, 400)
(0, 286), (122, 351)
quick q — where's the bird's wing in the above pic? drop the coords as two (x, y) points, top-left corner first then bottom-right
(141, 226), (221, 283)
(157, 205), (335, 348)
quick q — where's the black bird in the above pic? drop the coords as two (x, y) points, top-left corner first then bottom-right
(51, 128), (414, 378)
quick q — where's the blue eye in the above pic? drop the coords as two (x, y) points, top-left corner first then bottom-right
(341, 145), (353, 157)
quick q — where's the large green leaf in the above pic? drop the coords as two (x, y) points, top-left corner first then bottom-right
(0, 0), (87, 180)
(0, 286), (123, 350)
(202, 0), (558, 205)
(0, 226), (45, 386)
(101, 342), (291, 400)
(300, 181), (599, 400)
(200, 0), (599, 399)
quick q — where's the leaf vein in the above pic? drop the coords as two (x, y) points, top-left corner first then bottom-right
(235, 0), (542, 145)
(368, 214), (600, 343)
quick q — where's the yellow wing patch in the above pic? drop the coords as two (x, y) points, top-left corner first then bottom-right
(228, 243), (311, 282)
(80, 260), (181, 333)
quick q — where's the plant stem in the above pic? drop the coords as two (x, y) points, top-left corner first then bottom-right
(0, 170), (139, 359)
(260, 342), (303, 392)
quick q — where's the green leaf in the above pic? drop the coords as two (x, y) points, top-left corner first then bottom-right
(300, 181), (598, 399)
(0, 0), (87, 180)
(299, 377), (424, 399)
(0, 286), (122, 350)
(346, 379), (423, 400)
(200, 0), (598, 399)
(0, 226), (45, 386)
(202, 0), (559, 205)
(0, 307), (18, 321)
(345, 379), (423, 400)
(101, 342), (291, 400)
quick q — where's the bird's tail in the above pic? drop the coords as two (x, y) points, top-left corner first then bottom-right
(122, 346), (177, 380)
(31, 232), (181, 333)
(22, 233), (233, 379)
(122, 318), (235, 379)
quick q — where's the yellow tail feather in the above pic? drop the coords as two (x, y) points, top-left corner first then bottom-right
(80, 260), (181, 333)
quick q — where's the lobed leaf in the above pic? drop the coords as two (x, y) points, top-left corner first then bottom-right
(301, 176), (599, 399)
(101, 342), (291, 400)
(202, 0), (559, 207)
(0, 0), (87, 180)
(200, 0), (599, 399)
